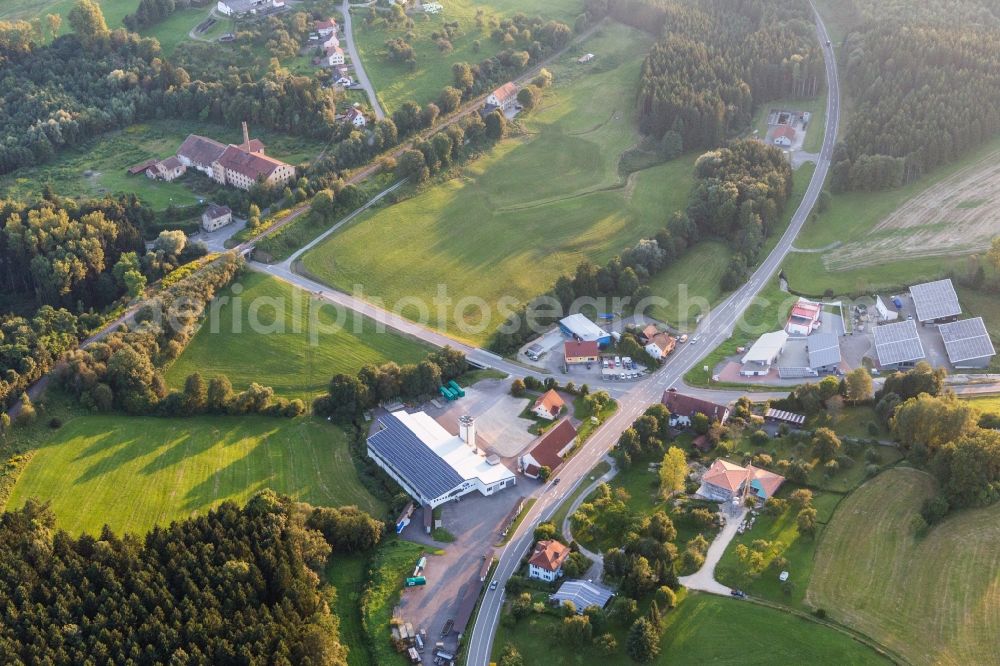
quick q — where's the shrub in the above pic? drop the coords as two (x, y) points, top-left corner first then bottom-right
(48, 417), (63, 429)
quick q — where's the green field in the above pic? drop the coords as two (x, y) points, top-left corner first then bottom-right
(493, 591), (888, 664)
(0, 120), (317, 211)
(5, 413), (383, 535)
(362, 539), (431, 666)
(165, 273), (432, 402)
(807, 467), (1000, 666)
(354, 0), (581, 112)
(304, 24), (697, 345)
(327, 554), (375, 666)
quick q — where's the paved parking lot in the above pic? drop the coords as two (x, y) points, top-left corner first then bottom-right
(426, 378), (537, 458)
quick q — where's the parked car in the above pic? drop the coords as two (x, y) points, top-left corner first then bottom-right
(678, 334), (689, 343)
(730, 589), (747, 599)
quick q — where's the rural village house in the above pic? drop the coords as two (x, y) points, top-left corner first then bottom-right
(532, 389), (565, 421)
(528, 539), (570, 582)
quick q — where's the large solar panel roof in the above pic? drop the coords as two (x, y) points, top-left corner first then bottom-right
(807, 333), (841, 368)
(367, 413), (464, 501)
(939, 317), (996, 363)
(910, 279), (961, 322)
(873, 320), (925, 366)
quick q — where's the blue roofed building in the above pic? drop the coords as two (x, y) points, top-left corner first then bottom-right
(366, 411), (515, 508)
(558, 313), (612, 347)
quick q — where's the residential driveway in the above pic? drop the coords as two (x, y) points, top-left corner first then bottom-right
(190, 218), (246, 253)
(341, 0), (385, 119)
(678, 505), (745, 596)
(560, 458), (617, 580)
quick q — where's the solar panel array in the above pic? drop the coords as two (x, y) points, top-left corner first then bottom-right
(367, 413), (464, 502)
(939, 317), (996, 363)
(910, 279), (961, 322)
(873, 320), (925, 366)
(807, 333), (842, 368)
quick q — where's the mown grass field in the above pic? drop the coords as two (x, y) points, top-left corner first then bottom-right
(782, 133), (1000, 296)
(5, 414), (383, 535)
(327, 554), (375, 666)
(0, 120), (316, 211)
(165, 273), (432, 402)
(304, 24), (697, 345)
(807, 467), (1000, 665)
(353, 0), (581, 112)
(493, 591), (888, 664)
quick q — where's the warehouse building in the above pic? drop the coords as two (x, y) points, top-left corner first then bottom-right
(938, 317), (996, 369)
(367, 412), (515, 508)
(873, 319), (925, 369)
(558, 313), (612, 346)
(910, 279), (962, 324)
(740, 330), (788, 376)
(550, 580), (615, 613)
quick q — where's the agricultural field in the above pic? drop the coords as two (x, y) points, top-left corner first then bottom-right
(807, 467), (1000, 666)
(492, 591), (888, 665)
(353, 0), (582, 112)
(0, 120), (317, 211)
(783, 134), (1000, 296)
(4, 413), (383, 535)
(165, 273), (432, 402)
(304, 24), (698, 345)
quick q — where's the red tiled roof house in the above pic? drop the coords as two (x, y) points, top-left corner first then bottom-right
(528, 539), (570, 582)
(521, 419), (577, 478)
(532, 389), (566, 421)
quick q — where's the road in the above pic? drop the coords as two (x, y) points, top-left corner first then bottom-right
(464, 6), (841, 663)
(340, 0), (385, 120)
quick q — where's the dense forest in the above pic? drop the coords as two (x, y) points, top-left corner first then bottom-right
(614, 0), (823, 151)
(831, 0), (1000, 190)
(0, 491), (384, 665)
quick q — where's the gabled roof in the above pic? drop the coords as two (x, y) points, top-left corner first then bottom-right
(533, 389), (565, 416)
(564, 340), (599, 358)
(789, 298), (822, 321)
(528, 419), (577, 470)
(661, 390), (729, 422)
(703, 459), (747, 493)
(491, 82), (517, 103)
(529, 539), (570, 572)
(177, 134), (227, 167)
(641, 324), (659, 340)
(367, 412), (465, 501)
(939, 317), (996, 363)
(742, 330), (788, 364)
(647, 332), (676, 354)
(159, 156), (183, 170)
(873, 319), (925, 366)
(315, 18), (338, 30)
(203, 203), (231, 220)
(807, 332), (841, 368)
(773, 125), (796, 139)
(345, 107), (365, 122)
(217, 145), (289, 181)
(910, 279), (961, 322)
(551, 580), (615, 612)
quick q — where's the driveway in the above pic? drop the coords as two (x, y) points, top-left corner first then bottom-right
(341, 0), (385, 119)
(190, 218), (246, 253)
(678, 505), (745, 596)
(560, 459), (617, 580)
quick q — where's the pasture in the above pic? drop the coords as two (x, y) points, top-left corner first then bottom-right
(0, 120), (316, 211)
(304, 24), (698, 345)
(4, 414), (384, 535)
(353, 0), (581, 112)
(492, 591), (888, 664)
(165, 273), (432, 402)
(807, 467), (1000, 665)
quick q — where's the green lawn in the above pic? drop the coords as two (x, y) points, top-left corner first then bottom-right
(353, 0), (581, 112)
(304, 24), (696, 345)
(807, 467), (1000, 665)
(327, 553), (375, 666)
(4, 413), (384, 535)
(0, 120), (317, 211)
(165, 273), (432, 402)
(493, 591), (887, 664)
(548, 460), (611, 532)
(967, 395), (1000, 415)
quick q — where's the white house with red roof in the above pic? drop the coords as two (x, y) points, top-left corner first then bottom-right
(324, 45), (345, 66)
(345, 107), (367, 128)
(564, 340), (599, 365)
(315, 18), (338, 36)
(528, 539), (570, 582)
(698, 459), (784, 503)
(772, 125), (797, 147)
(486, 82), (518, 112)
(786, 298), (822, 336)
(531, 389), (565, 421)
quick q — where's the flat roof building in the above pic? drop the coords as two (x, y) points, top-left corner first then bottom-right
(740, 330), (788, 376)
(806, 332), (842, 372)
(558, 314), (611, 346)
(939, 317), (996, 369)
(366, 411), (515, 508)
(873, 319), (925, 369)
(910, 279), (961, 324)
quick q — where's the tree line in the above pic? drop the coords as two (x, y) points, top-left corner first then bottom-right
(123, 0), (191, 31)
(831, 2), (1000, 190)
(0, 490), (383, 665)
(490, 140), (792, 354)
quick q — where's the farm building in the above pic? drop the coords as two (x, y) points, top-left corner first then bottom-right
(661, 389), (730, 425)
(875, 295), (899, 322)
(147, 157), (186, 182)
(528, 540), (570, 582)
(485, 82), (518, 112)
(645, 333), (676, 361)
(177, 134), (228, 176)
(910, 279), (961, 324)
(938, 317), (996, 369)
(217, 0), (284, 16)
(564, 340), (600, 365)
(697, 459), (785, 502)
(366, 410), (515, 508)
(315, 18), (338, 36)
(531, 389), (565, 421)
(176, 124), (292, 192)
(201, 204), (232, 232)
(521, 419), (577, 478)
(324, 45), (345, 66)
(873, 319), (925, 369)
(740, 330), (788, 376)
(807, 332), (842, 373)
(345, 107), (367, 127)
(786, 298), (822, 335)
(127, 158), (159, 175)
(551, 580), (615, 613)
(559, 313), (611, 346)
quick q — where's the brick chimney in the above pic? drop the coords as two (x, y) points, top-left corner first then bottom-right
(241, 121), (250, 152)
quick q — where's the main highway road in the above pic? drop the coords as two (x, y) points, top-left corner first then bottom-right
(464, 5), (841, 664)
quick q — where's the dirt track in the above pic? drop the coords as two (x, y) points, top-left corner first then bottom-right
(825, 149), (1000, 270)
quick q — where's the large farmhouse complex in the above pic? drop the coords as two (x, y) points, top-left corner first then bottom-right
(176, 123), (295, 191)
(366, 411), (515, 508)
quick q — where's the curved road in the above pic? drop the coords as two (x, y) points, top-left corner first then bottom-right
(340, 0), (385, 120)
(464, 6), (841, 664)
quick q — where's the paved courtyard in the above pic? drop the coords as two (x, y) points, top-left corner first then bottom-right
(426, 378), (537, 458)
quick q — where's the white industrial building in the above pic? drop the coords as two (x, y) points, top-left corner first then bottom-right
(558, 313), (612, 346)
(740, 330), (788, 376)
(367, 412), (515, 508)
